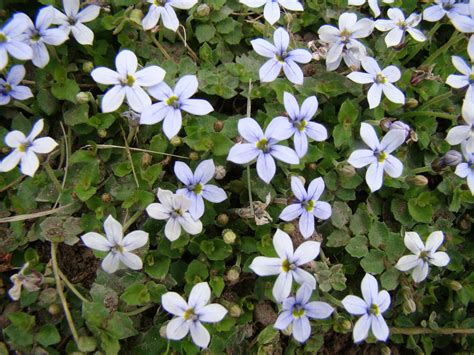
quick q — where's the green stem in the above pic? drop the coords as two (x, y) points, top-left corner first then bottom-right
(398, 111), (458, 121)
(246, 80), (255, 219)
(85, 144), (188, 159)
(123, 209), (144, 233)
(391, 327), (474, 335)
(424, 31), (465, 66)
(51, 242), (80, 346)
(402, 22), (441, 65)
(321, 291), (343, 308)
(122, 304), (154, 316)
(418, 91), (452, 111)
(44, 161), (63, 194)
(411, 166), (432, 174)
(58, 269), (90, 303)
(13, 101), (34, 114)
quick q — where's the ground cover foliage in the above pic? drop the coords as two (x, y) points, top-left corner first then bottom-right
(0, 0), (474, 353)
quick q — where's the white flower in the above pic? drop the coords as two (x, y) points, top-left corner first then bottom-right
(274, 284), (333, 343)
(395, 231), (450, 283)
(347, 56), (405, 109)
(162, 282), (227, 348)
(142, 0), (197, 32)
(348, 0), (394, 18)
(249, 229), (320, 302)
(52, 0), (100, 45)
(91, 49), (166, 113)
(8, 263), (43, 301)
(0, 65), (33, 105)
(81, 215), (149, 273)
(146, 188), (203, 241)
(0, 13), (34, 70)
(348, 123), (405, 192)
(446, 100), (474, 153)
(0, 119), (57, 177)
(318, 12), (374, 71)
(423, 0), (474, 33)
(342, 274), (391, 343)
(140, 75), (213, 139)
(446, 35), (474, 107)
(375, 8), (426, 47)
(22, 7), (69, 68)
(454, 143), (474, 194)
(240, 0), (303, 25)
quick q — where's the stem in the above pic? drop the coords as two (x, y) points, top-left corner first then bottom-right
(246, 80), (255, 219)
(0, 175), (25, 193)
(391, 327), (474, 335)
(58, 269), (90, 303)
(0, 203), (74, 223)
(13, 101), (34, 114)
(21, 79), (96, 89)
(321, 291), (343, 308)
(402, 22), (441, 65)
(122, 304), (155, 316)
(419, 91), (452, 111)
(123, 209), (144, 233)
(398, 111), (458, 121)
(83, 144), (188, 159)
(51, 242), (80, 346)
(149, 32), (171, 60)
(177, 25), (199, 63)
(411, 166), (432, 174)
(424, 31), (465, 66)
(121, 127), (140, 188)
(43, 161), (63, 194)
(53, 122), (70, 209)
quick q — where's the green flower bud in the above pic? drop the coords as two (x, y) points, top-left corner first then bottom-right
(214, 120), (224, 132)
(222, 229), (236, 244)
(189, 152), (200, 161)
(170, 136), (183, 147)
(196, 4), (210, 17)
(48, 304), (61, 315)
(82, 61), (94, 73)
(76, 91), (90, 104)
(405, 98), (419, 109)
(214, 165), (226, 180)
(229, 304), (242, 318)
(226, 267), (240, 282)
(97, 129), (107, 138)
(341, 320), (352, 330)
(406, 175), (428, 186)
(141, 152), (152, 168)
(282, 323), (293, 336)
(217, 213), (229, 226)
(281, 222), (296, 234)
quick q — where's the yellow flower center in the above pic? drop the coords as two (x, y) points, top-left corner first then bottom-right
(183, 308), (197, 320)
(295, 120), (307, 132)
(0, 33), (6, 43)
(256, 138), (269, 152)
(340, 29), (351, 43)
(376, 73), (387, 84)
(370, 303), (380, 316)
(113, 244), (124, 253)
(281, 259), (295, 273)
(192, 183), (203, 194)
(18, 143), (28, 153)
(166, 95), (179, 108)
(377, 151), (388, 163)
(305, 200), (315, 212)
(126, 74), (135, 86)
(292, 306), (305, 318)
(469, 73), (474, 82)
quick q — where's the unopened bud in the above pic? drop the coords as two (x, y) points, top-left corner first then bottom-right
(380, 118), (392, 132)
(282, 323), (293, 336)
(284, 13), (293, 24)
(170, 136), (183, 147)
(76, 92), (90, 104)
(141, 152), (152, 168)
(159, 324), (168, 338)
(213, 120), (224, 132)
(337, 163), (356, 178)
(405, 98), (419, 109)
(216, 213), (229, 226)
(196, 4), (210, 17)
(406, 175), (428, 186)
(222, 229), (236, 244)
(341, 320), (352, 330)
(97, 129), (107, 138)
(229, 304), (242, 318)
(431, 157), (446, 172)
(390, 121), (411, 138)
(48, 304), (61, 315)
(444, 150), (462, 167)
(308, 162), (317, 170)
(444, 106), (455, 113)
(77, 336), (97, 353)
(129, 9), (142, 25)
(450, 280), (463, 291)
(189, 152), (199, 161)
(281, 222), (296, 234)
(101, 193), (111, 203)
(402, 299), (416, 314)
(214, 165), (226, 180)
(380, 345), (391, 355)
(82, 61), (94, 73)
(227, 267), (240, 282)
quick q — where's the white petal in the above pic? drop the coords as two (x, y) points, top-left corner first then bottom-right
(71, 23), (94, 45)
(63, 0), (79, 17)
(380, 129), (405, 153)
(353, 314), (371, 343)
(134, 66), (166, 87)
(361, 57), (381, 76)
(274, 310), (293, 330)
(318, 25), (340, 44)
(122, 230), (148, 251)
(361, 273), (378, 305)
(30, 137), (57, 154)
(278, 0), (303, 11)
(165, 217), (181, 241)
(273, 272), (293, 302)
(347, 71), (374, 84)
(5, 40), (33, 61)
(162, 292), (188, 316)
(279, 204), (304, 221)
(313, 201), (331, 220)
(377, 290), (391, 313)
(270, 145), (299, 164)
(227, 143), (260, 164)
(188, 282), (211, 310)
(395, 255), (422, 272)
(299, 211), (315, 239)
(429, 252), (450, 267)
(140, 102), (171, 125)
(367, 84), (383, 109)
(179, 214), (202, 235)
(0, 151), (21, 172)
(291, 175), (307, 201)
(291, 268), (316, 289)
(174, 161), (194, 185)
(91, 67), (121, 85)
(198, 304), (227, 323)
(104, 215), (123, 245)
(404, 232), (424, 254)
(406, 27), (426, 42)
(273, 27), (290, 53)
(446, 74), (470, 89)
(383, 155), (403, 178)
(292, 316), (311, 343)
(146, 202), (170, 220)
(189, 321), (210, 348)
(101, 252), (120, 273)
(256, 152), (276, 184)
(294, 131), (308, 158)
(264, 0), (281, 25)
(118, 251), (143, 270)
(20, 151), (39, 177)
(76, 5), (101, 23)
(371, 315), (389, 341)
(375, 19), (397, 32)
(305, 301), (334, 319)
(381, 66), (401, 82)
(259, 59), (282, 83)
(342, 295), (367, 315)
(116, 49), (138, 76)
(160, 4), (180, 32)
(240, 0), (267, 7)
(348, 149), (376, 168)
(169, 0), (198, 10)
(384, 27), (404, 47)
(174, 75), (198, 99)
(412, 261), (429, 283)
(125, 86), (151, 113)
(452, 56), (471, 76)
(180, 99), (214, 115)
(251, 38), (276, 58)
(142, 6), (160, 30)
(287, 48), (312, 64)
(360, 123), (379, 151)
(425, 231), (444, 253)
(201, 185), (227, 203)
(101, 85), (126, 113)
(249, 256), (282, 276)
(5, 130), (26, 148)
(446, 125), (471, 145)
(238, 117), (264, 143)
(273, 229), (294, 259)
(265, 116), (293, 141)
(382, 83), (405, 105)
(365, 162), (384, 192)
(307, 177), (325, 201)
(162, 108), (182, 139)
(293, 241), (320, 265)
(300, 95), (318, 120)
(81, 232), (112, 251)
(283, 59), (305, 84)
(166, 317), (190, 340)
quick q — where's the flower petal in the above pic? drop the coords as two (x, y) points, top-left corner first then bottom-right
(429, 252), (450, 267)
(395, 255), (422, 272)
(118, 251), (143, 270)
(425, 231), (444, 253)
(404, 232), (424, 254)
(175, 75), (198, 99)
(197, 304), (227, 323)
(264, 0), (281, 25)
(294, 241), (320, 265)
(377, 290), (391, 313)
(180, 99), (214, 115)
(134, 66), (166, 87)
(162, 108), (182, 139)
(227, 143), (260, 164)
(194, 159), (215, 184)
(283, 59), (304, 85)
(371, 315), (389, 341)
(383, 155), (403, 178)
(101, 252), (120, 273)
(265, 116), (293, 141)
(411, 261), (429, 283)
(166, 317), (190, 340)
(201, 185), (227, 203)
(279, 204), (304, 221)
(189, 321), (210, 348)
(174, 161), (194, 185)
(122, 230), (148, 251)
(367, 84), (383, 109)
(259, 58), (282, 83)
(238, 117), (264, 143)
(348, 149), (376, 168)
(274, 310), (293, 330)
(365, 162), (384, 192)
(270, 145), (299, 164)
(305, 301), (334, 319)
(382, 83), (405, 105)
(273, 271), (293, 302)
(313, 201), (332, 220)
(101, 85), (126, 113)
(251, 38), (277, 58)
(342, 295), (367, 315)
(178, 213), (202, 235)
(188, 282), (211, 310)
(30, 137), (57, 154)
(353, 314), (371, 343)
(165, 217), (182, 241)
(81, 232), (112, 251)
(256, 152), (276, 184)
(249, 256), (282, 276)
(361, 273), (378, 305)
(299, 211), (315, 239)
(20, 150), (39, 177)
(292, 316), (311, 343)
(162, 292), (188, 316)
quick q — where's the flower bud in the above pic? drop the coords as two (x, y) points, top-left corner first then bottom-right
(284, 13), (293, 24)
(390, 121), (411, 138)
(214, 165), (226, 180)
(379, 118), (392, 131)
(281, 222), (295, 235)
(226, 267), (240, 282)
(449, 280), (463, 291)
(214, 120), (224, 132)
(78, 336), (97, 353)
(431, 157), (446, 172)
(216, 213), (229, 226)
(82, 61), (94, 73)
(443, 150), (462, 167)
(405, 98), (419, 109)
(307, 162), (317, 170)
(337, 163), (356, 178)
(406, 175), (428, 186)
(76, 92), (90, 104)
(341, 319), (352, 330)
(380, 345), (391, 355)
(170, 136), (183, 147)
(196, 4), (210, 17)
(189, 152), (200, 161)
(48, 304), (61, 315)
(129, 9), (143, 25)
(402, 299), (416, 314)
(229, 304), (242, 318)
(222, 229), (237, 244)
(141, 152), (152, 168)
(282, 323), (293, 336)
(444, 106), (455, 113)
(97, 129), (107, 138)
(101, 193), (111, 203)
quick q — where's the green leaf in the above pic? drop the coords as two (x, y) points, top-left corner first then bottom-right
(210, 275), (225, 297)
(345, 235), (369, 258)
(36, 324), (60, 347)
(368, 221), (389, 248)
(185, 260), (209, 283)
(330, 201), (352, 229)
(408, 198), (433, 223)
(360, 249), (385, 274)
(120, 283), (150, 306)
(326, 229), (351, 248)
(195, 24), (216, 43)
(257, 325), (279, 345)
(64, 104), (90, 126)
(145, 254), (171, 280)
(51, 79), (80, 102)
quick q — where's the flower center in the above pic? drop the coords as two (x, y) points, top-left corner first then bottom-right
(281, 259), (296, 273)
(68, 16), (77, 25)
(340, 29), (352, 43)
(183, 308), (198, 321)
(153, 0), (165, 5)
(370, 303), (380, 316)
(0, 33), (7, 43)
(294, 120), (307, 132)
(396, 20), (407, 30)
(125, 74), (135, 87)
(304, 199), (315, 212)
(191, 183), (203, 194)
(292, 305), (305, 318)
(256, 138), (270, 152)
(18, 142), (30, 153)
(376, 73), (387, 84)
(172, 208), (184, 217)
(31, 31), (41, 42)
(275, 52), (288, 63)
(2, 83), (12, 94)
(377, 151), (388, 163)
(166, 95), (179, 108)
(419, 250), (430, 261)
(113, 244), (124, 253)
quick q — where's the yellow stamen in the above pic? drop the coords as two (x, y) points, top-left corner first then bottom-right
(126, 74), (135, 86)
(370, 303), (380, 316)
(305, 200), (315, 212)
(376, 73), (387, 84)
(281, 259), (290, 273)
(0, 33), (6, 43)
(193, 183), (203, 194)
(166, 95), (179, 107)
(377, 151), (387, 163)
(183, 308), (195, 320)
(256, 138), (268, 151)
(292, 307), (305, 318)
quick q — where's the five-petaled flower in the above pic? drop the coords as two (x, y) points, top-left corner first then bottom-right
(348, 123), (405, 192)
(0, 13), (34, 70)
(446, 36), (474, 108)
(240, 0), (303, 25)
(140, 75), (213, 139)
(251, 27), (312, 85)
(375, 8), (426, 48)
(174, 159), (227, 219)
(0, 65), (33, 105)
(0, 119), (57, 177)
(318, 12), (374, 71)
(348, 0), (394, 18)
(81, 215), (149, 274)
(249, 229), (320, 302)
(279, 176), (332, 239)
(22, 7), (69, 68)
(91, 49), (166, 113)
(274, 284), (334, 343)
(454, 144), (474, 194)
(275, 92), (328, 158)
(342, 273), (391, 343)
(142, 0), (197, 32)
(423, 0), (474, 33)
(227, 117), (299, 184)
(146, 188), (203, 241)
(446, 100), (474, 153)
(395, 231), (450, 283)
(8, 262), (43, 301)
(347, 56), (405, 109)
(52, 0), (101, 45)
(162, 282), (227, 348)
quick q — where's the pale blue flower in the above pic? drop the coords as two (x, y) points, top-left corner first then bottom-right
(240, 0), (303, 25)
(227, 117), (299, 184)
(423, 0), (474, 33)
(162, 282), (227, 348)
(0, 13), (34, 70)
(348, 123), (405, 192)
(446, 36), (474, 108)
(454, 143), (474, 194)
(142, 0), (197, 31)
(0, 65), (33, 105)
(342, 274), (391, 343)
(274, 284), (333, 343)
(279, 176), (331, 239)
(251, 27), (312, 85)
(249, 229), (320, 302)
(140, 75), (213, 139)
(175, 159), (227, 219)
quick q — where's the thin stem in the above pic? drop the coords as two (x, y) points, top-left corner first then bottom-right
(391, 327), (474, 335)
(123, 209), (144, 233)
(43, 161), (63, 194)
(411, 166), (432, 174)
(58, 269), (90, 303)
(21, 79), (96, 89)
(424, 31), (464, 66)
(398, 111), (458, 121)
(0, 203), (74, 223)
(149, 32), (171, 60)
(121, 127), (140, 188)
(177, 25), (199, 63)
(402, 22), (441, 65)
(321, 291), (343, 308)
(0, 175), (25, 193)
(246, 80), (255, 219)
(13, 101), (34, 114)
(83, 144), (188, 159)
(51, 242), (80, 345)
(122, 304), (155, 316)
(53, 122), (70, 209)
(419, 91), (452, 111)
